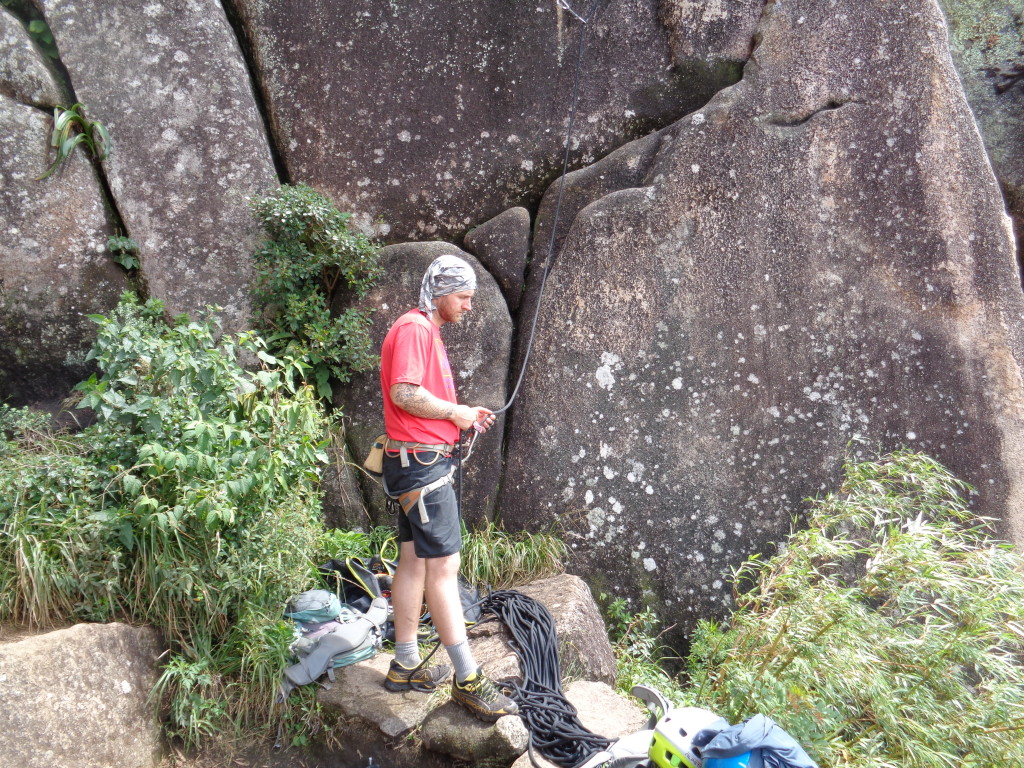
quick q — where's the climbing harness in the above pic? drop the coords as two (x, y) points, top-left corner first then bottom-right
(387, 465), (455, 524)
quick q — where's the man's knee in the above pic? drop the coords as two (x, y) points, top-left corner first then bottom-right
(424, 552), (461, 583)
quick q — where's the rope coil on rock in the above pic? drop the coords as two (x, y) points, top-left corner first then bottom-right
(481, 589), (613, 768)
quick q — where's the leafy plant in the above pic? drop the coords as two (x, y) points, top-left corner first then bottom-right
(27, 18), (58, 59)
(604, 594), (685, 703)
(316, 524), (397, 564)
(251, 184), (382, 399)
(107, 235), (140, 270)
(0, 292), (327, 746)
(685, 449), (1024, 768)
(37, 102), (110, 180)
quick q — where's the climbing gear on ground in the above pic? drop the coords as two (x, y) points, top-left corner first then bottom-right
(384, 658), (452, 692)
(479, 589), (613, 767)
(452, 667), (520, 722)
(278, 595), (389, 699)
(320, 551), (400, 641)
(320, 554), (396, 608)
(648, 706), (729, 768)
(284, 589), (344, 624)
(703, 757), (752, 768)
(692, 714), (819, 768)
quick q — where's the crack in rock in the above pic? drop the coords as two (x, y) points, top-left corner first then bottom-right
(756, 98), (863, 128)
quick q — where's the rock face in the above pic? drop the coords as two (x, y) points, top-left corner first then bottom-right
(501, 0), (1024, 632)
(232, 0), (745, 240)
(335, 242), (512, 526)
(659, 0), (764, 65)
(40, 0), (276, 330)
(0, 95), (127, 406)
(0, 622), (164, 768)
(463, 206), (531, 314)
(0, 8), (65, 106)
(939, 0), (1024, 267)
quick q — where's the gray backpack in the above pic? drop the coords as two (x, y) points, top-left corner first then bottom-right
(278, 593), (389, 699)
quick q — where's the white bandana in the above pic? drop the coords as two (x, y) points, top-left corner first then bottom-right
(419, 255), (477, 315)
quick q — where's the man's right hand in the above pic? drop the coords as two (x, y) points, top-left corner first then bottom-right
(452, 405), (495, 432)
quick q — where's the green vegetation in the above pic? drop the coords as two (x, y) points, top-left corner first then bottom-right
(251, 184), (382, 399)
(0, 300), (567, 748)
(27, 18), (58, 60)
(684, 450), (1024, 767)
(107, 235), (140, 270)
(0, 293), (327, 746)
(460, 521), (568, 588)
(604, 594), (685, 702)
(37, 102), (110, 180)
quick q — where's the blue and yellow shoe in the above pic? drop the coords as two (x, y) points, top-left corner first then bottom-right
(452, 668), (519, 722)
(383, 659), (451, 692)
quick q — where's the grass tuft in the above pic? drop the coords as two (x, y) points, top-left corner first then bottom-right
(460, 521), (568, 589)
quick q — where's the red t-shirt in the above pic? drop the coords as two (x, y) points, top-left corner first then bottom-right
(380, 309), (459, 445)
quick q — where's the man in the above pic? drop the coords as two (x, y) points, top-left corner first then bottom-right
(378, 254), (519, 722)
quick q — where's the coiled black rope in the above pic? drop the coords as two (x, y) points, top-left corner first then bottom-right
(481, 589), (613, 768)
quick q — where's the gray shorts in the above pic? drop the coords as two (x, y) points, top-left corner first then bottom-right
(383, 452), (462, 559)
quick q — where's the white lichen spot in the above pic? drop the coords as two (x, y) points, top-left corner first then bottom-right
(603, 466), (617, 480)
(585, 490), (594, 505)
(643, 558), (657, 572)
(691, 164), (700, 173)
(398, 130), (412, 142)
(595, 352), (621, 390)
(672, 377), (683, 390)
(691, 112), (706, 125)
(521, 159), (534, 171)
(907, 431), (917, 440)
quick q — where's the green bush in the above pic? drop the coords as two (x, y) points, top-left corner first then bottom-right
(685, 450), (1024, 768)
(0, 293), (327, 745)
(603, 595), (685, 701)
(251, 184), (382, 399)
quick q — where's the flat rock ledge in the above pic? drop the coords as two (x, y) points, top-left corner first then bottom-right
(0, 622), (165, 768)
(319, 573), (641, 767)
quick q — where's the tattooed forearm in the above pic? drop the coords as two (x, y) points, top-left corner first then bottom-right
(391, 383), (456, 420)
